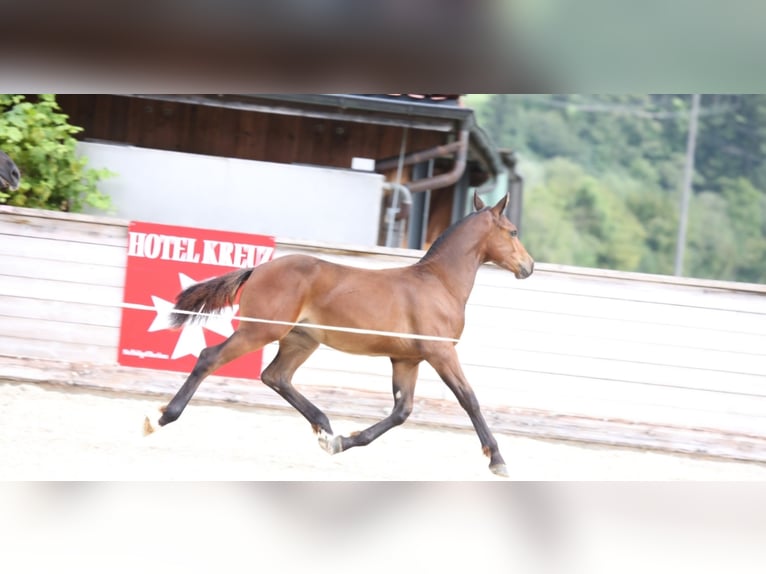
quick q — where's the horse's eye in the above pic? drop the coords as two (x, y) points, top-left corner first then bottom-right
(509, 230), (518, 238)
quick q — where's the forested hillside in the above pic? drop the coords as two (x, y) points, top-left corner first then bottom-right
(467, 95), (766, 283)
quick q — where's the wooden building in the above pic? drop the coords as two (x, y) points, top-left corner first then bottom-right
(56, 94), (520, 250)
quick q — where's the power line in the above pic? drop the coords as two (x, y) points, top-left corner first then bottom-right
(518, 95), (735, 120)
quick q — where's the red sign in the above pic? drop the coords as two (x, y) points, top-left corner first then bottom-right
(118, 221), (275, 379)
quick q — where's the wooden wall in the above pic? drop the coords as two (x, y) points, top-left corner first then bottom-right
(2, 205), (766, 461)
(56, 95), (446, 169)
(56, 95), (474, 250)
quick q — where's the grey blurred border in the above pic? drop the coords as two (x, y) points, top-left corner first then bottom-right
(2, 0), (762, 92)
(3, 482), (766, 574)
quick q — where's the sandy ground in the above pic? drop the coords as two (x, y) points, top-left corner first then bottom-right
(2, 381), (766, 480)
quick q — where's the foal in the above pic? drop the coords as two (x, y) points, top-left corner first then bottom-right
(144, 192), (534, 477)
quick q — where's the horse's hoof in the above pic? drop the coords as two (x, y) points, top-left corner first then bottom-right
(490, 463), (510, 478)
(143, 408), (163, 436)
(317, 430), (343, 455)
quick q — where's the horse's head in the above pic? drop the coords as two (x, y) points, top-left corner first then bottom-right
(0, 151), (21, 191)
(474, 191), (534, 279)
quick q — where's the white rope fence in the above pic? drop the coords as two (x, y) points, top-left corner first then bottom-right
(120, 301), (461, 343)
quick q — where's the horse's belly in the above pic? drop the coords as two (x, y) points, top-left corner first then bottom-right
(299, 286), (460, 357)
(311, 328), (425, 359)
(284, 318), (400, 356)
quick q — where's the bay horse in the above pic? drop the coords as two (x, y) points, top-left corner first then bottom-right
(0, 151), (21, 191)
(143, 191), (534, 477)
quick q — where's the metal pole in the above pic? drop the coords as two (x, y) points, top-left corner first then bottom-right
(674, 93), (701, 277)
(385, 127), (408, 247)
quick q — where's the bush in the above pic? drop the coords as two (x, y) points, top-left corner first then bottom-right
(0, 94), (114, 212)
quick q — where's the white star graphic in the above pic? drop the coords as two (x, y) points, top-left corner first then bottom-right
(147, 272), (239, 360)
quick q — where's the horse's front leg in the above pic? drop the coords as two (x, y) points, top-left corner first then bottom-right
(318, 359), (419, 454)
(426, 345), (508, 477)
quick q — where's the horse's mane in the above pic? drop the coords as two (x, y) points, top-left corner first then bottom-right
(419, 209), (485, 262)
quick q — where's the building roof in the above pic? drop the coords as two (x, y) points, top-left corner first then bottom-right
(131, 93), (505, 181)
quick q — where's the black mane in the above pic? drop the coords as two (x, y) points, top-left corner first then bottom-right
(419, 209), (484, 262)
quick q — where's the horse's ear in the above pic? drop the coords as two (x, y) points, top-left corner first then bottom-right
(473, 191), (486, 211)
(491, 192), (510, 216)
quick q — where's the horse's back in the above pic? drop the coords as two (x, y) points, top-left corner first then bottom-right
(251, 253), (403, 287)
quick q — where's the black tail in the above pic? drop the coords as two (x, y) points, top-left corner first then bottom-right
(169, 268), (254, 328)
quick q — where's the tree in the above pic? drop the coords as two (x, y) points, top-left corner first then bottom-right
(467, 94), (766, 283)
(624, 183), (678, 275)
(523, 158), (646, 271)
(719, 177), (766, 282)
(685, 192), (738, 279)
(0, 94), (113, 212)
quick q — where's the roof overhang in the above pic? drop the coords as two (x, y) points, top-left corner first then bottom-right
(127, 93), (505, 181)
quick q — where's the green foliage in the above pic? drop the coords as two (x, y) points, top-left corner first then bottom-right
(523, 159), (646, 271)
(0, 94), (114, 212)
(471, 94), (766, 283)
(686, 192), (738, 280)
(624, 183), (678, 275)
(525, 110), (582, 159)
(718, 177), (766, 282)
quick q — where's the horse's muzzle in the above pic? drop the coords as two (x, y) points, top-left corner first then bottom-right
(0, 175), (19, 191)
(516, 260), (534, 279)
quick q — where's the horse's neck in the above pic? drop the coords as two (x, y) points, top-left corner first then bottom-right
(415, 223), (486, 305)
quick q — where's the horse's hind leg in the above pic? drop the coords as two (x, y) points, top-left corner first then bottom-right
(318, 359), (419, 455)
(143, 326), (283, 434)
(259, 328), (334, 436)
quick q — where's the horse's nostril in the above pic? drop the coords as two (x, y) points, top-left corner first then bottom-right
(518, 260), (534, 279)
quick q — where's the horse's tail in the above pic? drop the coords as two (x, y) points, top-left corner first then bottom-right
(169, 268), (254, 328)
